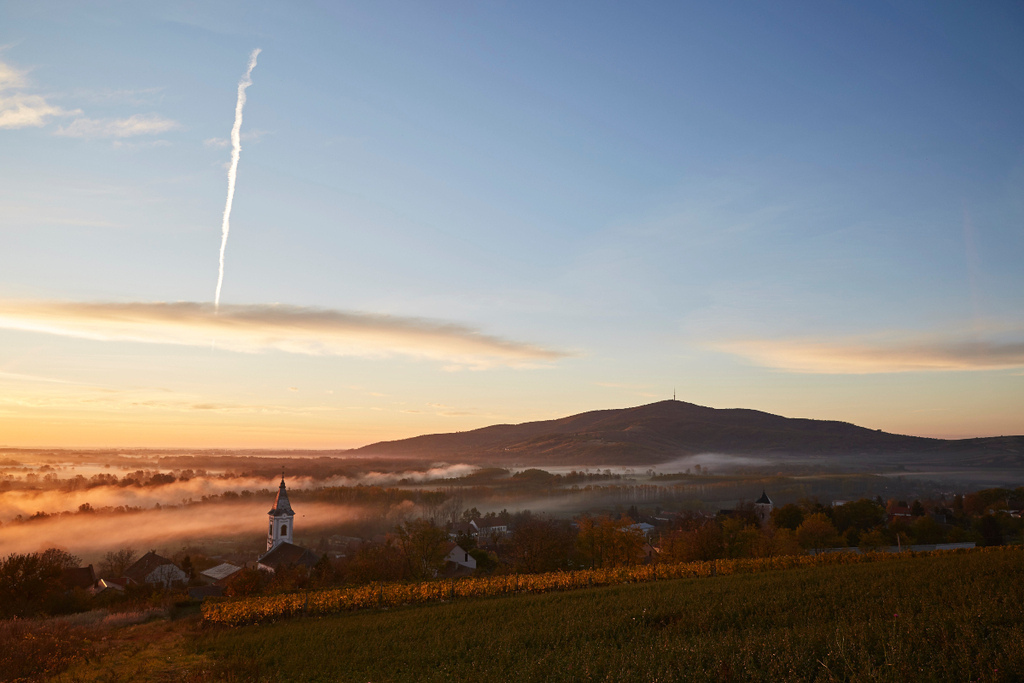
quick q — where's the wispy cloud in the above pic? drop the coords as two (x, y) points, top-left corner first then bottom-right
(0, 59), (79, 129)
(716, 333), (1024, 374)
(0, 301), (566, 368)
(70, 86), (165, 106)
(55, 113), (181, 139)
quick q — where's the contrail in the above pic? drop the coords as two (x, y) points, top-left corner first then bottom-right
(214, 48), (261, 311)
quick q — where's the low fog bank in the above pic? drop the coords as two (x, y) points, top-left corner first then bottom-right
(0, 463), (480, 521)
(0, 501), (360, 561)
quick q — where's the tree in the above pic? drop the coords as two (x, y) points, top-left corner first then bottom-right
(576, 516), (644, 568)
(911, 516), (946, 544)
(796, 513), (839, 552)
(0, 548), (81, 618)
(100, 547), (137, 578)
(720, 518), (760, 559)
(858, 529), (888, 551)
(349, 539), (405, 583)
(394, 519), (449, 580)
(976, 515), (1004, 546)
(225, 568), (266, 597)
(771, 504), (805, 530)
(507, 518), (575, 573)
(310, 554), (338, 588)
(831, 499), (886, 533)
(469, 548), (498, 574)
(752, 527), (801, 558)
(660, 521), (724, 563)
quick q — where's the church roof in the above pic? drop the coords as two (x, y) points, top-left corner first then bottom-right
(755, 490), (773, 505)
(258, 542), (319, 570)
(268, 478), (295, 516)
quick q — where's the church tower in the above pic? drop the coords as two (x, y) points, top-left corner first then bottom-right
(754, 489), (773, 526)
(267, 477), (295, 551)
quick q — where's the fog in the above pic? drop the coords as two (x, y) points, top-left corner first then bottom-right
(0, 463), (479, 521)
(0, 500), (359, 561)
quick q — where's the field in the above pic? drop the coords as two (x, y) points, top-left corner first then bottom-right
(199, 549), (1000, 626)
(180, 548), (1024, 682)
(22, 547), (1021, 681)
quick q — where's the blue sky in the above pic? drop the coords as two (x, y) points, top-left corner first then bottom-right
(0, 1), (1022, 446)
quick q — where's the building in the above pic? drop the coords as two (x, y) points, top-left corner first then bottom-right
(754, 490), (773, 525)
(470, 518), (508, 545)
(256, 477), (320, 573)
(257, 542), (320, 573)
(629, 522), (656, 538)
(444, 542), (476, 571)
(267, 477), (295, 551)
(199, 562), (242, 586)
(60, 564), (97, 591)
(123, 551), (188, 589)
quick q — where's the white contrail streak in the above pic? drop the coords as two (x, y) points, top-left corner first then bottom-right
(214, 48), (261, 311)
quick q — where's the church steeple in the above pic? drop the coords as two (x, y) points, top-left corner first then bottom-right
(267, 476), (295, 551)
(753, 489), (773, 526)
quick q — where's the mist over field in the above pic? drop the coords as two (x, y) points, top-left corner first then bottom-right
(0, 500), (361, 560)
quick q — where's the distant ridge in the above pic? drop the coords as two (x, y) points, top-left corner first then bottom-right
(352, 400), (1024, 466)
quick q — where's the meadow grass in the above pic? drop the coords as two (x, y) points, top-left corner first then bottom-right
(189, 548), (1024, 682)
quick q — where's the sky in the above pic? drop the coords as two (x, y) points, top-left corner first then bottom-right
(0, 1), (1022, 447)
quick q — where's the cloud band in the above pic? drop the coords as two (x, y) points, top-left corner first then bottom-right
(0, 300), (565, 368)
(717, 336), (1024, 374)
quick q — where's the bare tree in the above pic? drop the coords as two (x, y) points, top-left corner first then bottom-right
(100, 547), (137, 578)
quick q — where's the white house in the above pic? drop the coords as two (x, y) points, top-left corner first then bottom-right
(444, 542), (476, 570)
(123, 551), (188, 589)
(470, 518), (508, 544)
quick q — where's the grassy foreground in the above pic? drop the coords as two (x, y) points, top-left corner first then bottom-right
(180, 548), (1024, 683)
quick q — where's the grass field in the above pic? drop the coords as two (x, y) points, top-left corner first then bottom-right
(180, 548), (1024, 683)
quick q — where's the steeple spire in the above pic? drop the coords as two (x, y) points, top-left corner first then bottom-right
(266, 475), (295, 550)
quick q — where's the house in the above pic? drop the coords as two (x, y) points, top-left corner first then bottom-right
(628, 522), (656, 537)
(199, 562), (242, 586)
(60, 564), (97, 591)
(123, 551), (188, 589)
(91, 578), (126, 597)
(470, 518), (508, 544)
(444, 542), (476, 570)
(448, 521), (474, 540)
(887, 505), (913, 522)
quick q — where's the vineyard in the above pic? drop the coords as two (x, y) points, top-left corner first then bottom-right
(202, 545), (1017, 626)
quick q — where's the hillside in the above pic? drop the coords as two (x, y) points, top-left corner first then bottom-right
(352, 400), (1024, 466)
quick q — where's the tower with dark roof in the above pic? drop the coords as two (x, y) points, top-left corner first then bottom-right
(754, 489), (773, 526)
(267, 477), (295, 551)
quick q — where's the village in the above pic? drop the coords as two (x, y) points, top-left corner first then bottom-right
(3, 477), (1019, 621)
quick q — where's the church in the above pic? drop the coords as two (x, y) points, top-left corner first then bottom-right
(256, 477), (319, 573)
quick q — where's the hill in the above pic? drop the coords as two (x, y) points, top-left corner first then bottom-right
(352, 400), (1024, 466)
